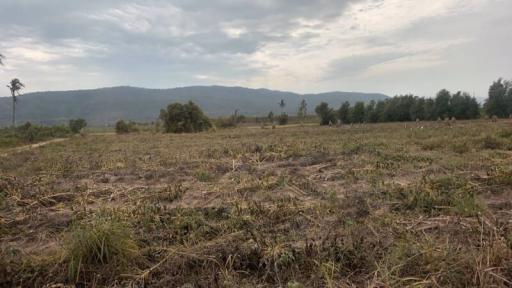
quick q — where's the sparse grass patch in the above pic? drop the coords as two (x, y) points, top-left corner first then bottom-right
(486, 166), (512, 186)
(480, 134), (507, 150)
(420, 137), (446, 151)
(451, 139), (471, 154)
(381, 238), (472, 286)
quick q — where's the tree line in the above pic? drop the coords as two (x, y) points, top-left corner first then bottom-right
(314, 79), (512, 125)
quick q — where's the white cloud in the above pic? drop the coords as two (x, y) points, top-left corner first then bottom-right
(232, 0), (490, 91)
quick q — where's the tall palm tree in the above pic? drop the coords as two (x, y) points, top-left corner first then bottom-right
(278, 99), (286, 114)
(7, 78), (24, 127)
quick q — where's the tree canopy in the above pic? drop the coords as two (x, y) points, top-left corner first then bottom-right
(485, 78), (512, 118)
(159, 101), (212, 133)
(315, 102), (336, 125)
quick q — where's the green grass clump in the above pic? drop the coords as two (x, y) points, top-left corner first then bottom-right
(382, 239), (472, 287)
(65, 213), (138, 282)
(195, 169), (212, 182)
(392, 176), (484, 216)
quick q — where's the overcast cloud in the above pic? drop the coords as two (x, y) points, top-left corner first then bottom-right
(0, 0), (510, 98)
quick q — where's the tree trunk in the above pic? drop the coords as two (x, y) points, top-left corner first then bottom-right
(12, 95), (16, 128)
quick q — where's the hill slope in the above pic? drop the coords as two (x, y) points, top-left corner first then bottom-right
(0, 86), (388, 125)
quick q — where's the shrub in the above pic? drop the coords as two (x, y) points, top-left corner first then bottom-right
(0, 123), (71, 147)
(69, 118), (87, 134)
(115, 120), (138, 134)
(278, 113), (289, 125)
(65, 213), (138, 281)
(159, 101), (212, 133)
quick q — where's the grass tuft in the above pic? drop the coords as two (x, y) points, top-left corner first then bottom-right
(64, 213), (139, 282)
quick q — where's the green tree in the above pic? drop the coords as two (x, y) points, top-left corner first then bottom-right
(297, 99), (307, 122)
(267, 111), (274, 123)
(410, 97), (426, 120)
(337, 101), (350, 124)
(485, 79), (509, 118)
(350, 102), (366, 123)
(315, 102), (336, 125)
(375, 100), (387, 122)
(435, 89), (452, 119)
(7, 78), (24, 128)
(424, 98), (436, 120)
(365, 100), (376, 123)
(278, 99), (286, 114)
(159, 101), (212, 133)
(507, 82), (512, 116)
(451, 92), (480, 120)
(69, 118), (87, 134)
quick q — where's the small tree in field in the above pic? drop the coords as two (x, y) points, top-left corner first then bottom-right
(69, 118), (87, 134)
(298, 99), (307, 123)
(315, 102), (336, 125)
(267, 111), (274, 124)
(159, 101), (211, 133)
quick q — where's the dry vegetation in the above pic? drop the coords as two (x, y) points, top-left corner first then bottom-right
(1, 120), (512, 287)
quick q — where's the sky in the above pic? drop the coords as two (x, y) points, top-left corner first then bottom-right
(0, 0), (511, 98)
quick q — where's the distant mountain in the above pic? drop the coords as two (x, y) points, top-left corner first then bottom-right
(0, 86), (389, 125)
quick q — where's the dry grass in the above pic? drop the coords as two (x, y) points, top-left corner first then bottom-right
(1, 119), (512, 287)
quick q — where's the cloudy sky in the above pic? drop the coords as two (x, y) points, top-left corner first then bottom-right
(0, 0), (510, 98)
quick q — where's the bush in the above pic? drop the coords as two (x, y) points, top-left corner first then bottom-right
(65, 213), (138, 281)
(115, 120), (138, 134)
(278, 113), (289, 125)
(69, 118), (87, 134)
(159, 101), (212, 133)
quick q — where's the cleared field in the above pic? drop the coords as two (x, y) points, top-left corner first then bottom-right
(1, 120), (512, 287)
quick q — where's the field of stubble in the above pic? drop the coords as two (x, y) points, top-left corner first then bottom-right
(1, 120), (512, 287)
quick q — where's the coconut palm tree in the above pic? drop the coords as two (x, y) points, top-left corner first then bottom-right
(7, 78), (25, 127)
(278, 99), (286, 114)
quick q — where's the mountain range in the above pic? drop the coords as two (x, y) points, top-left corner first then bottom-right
(0, 86), (389, 126)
